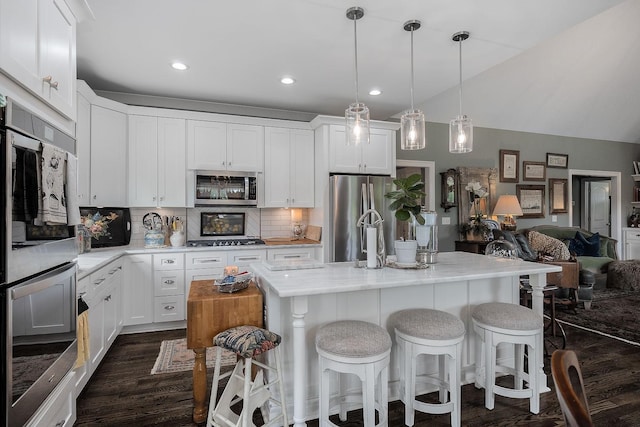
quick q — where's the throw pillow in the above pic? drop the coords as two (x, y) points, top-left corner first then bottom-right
(528, 230), (571, 261)
(576, 231), (600, 257)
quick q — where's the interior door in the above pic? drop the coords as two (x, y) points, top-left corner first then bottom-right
(587, 180), (611, 236)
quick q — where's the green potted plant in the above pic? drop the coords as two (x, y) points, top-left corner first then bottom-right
(384, 173), (426, 264)
(459, 180), (490, 241)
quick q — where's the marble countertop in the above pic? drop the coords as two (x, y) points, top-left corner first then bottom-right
(251, 252), (562, 298)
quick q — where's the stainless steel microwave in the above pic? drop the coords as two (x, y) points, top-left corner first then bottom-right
(195, 171), (258, 206)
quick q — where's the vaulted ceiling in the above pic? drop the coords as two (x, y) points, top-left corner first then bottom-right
(76, 0), (640, 143)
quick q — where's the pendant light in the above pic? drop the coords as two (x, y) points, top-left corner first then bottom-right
(400, 20), (426, 150)
(449, 31), (473, 153)
(345, 7), (370, 145)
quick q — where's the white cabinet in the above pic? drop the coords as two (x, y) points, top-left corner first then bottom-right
(328, 125), (395, 175)
(89, 105), (128, 206)
(153, 253), (185, 322)
(622, 228), (640, 260)
(187, 120), (264, 172)
(76, 91), (91, 205)
(0, 0), (76, 119)
(264, 127), (314, 208)
(26, 370), (76, 427)
(129, 115), (186, 207)
(267, 247), (319, 261)
(123, 254), (153, 326)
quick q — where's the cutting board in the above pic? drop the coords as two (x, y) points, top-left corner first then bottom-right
(306, 225), (321, 242)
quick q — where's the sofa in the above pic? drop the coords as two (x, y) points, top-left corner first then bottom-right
(523, 225), (618, 290)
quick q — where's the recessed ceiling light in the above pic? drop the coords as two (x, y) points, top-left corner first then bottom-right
(171, 62), (189, 71)
(369, 89), (382, 96)
(280, 76), (296, 85)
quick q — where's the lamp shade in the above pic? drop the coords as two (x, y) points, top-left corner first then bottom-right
(492, 195), (523, 217)
(290, 208), (303, 223)
(400, 109), (425, 150)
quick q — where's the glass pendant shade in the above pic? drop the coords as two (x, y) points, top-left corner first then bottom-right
(449, 114), (473, 153)
(346, 102), (370, 145)
(400, 109), (425, 150)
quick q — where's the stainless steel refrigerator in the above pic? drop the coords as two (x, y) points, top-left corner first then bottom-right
(329, 174), (396, 262)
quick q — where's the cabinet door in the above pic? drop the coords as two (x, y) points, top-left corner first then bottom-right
(0, 0), (39, 94)
(90, 105), (127, 206)
(158, 117), (186, 206)
(361, 128), (394, 175)
(76, 92), (91, 206)
(290, 129), (315, 207)
(328, 125), (361, 174)
(123, 254), (153, 326)
(625, 230), (640, 260)
(264, 127), (292, 207)
(38, 0), (76, 118)
(103, 279), (120, 347)
(128, 115), (158, 206)
(88, 294), (106, 367)
(227, 124), (264, 172)
(186, 120), (226, 170)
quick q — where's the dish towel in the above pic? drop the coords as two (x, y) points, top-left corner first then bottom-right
(65, 152), (81, 225)
(74, 298), (90, 369)
(40, 142), (67, 224)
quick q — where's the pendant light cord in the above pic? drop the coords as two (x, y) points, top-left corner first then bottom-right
(458, 38), (463, 117)
(353, 16), (360, 105)
(410, 27), (415, 110)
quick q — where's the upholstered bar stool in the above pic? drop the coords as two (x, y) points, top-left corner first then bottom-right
(472, 302), (543, 414)
(389, 308), (466, 427)
(315, 320), (392, 427)
(207, 325), (288, 427)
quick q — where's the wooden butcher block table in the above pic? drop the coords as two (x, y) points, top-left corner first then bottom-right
(186, 280), (264, 424)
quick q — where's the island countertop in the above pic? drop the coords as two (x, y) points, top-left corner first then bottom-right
(251, 251), (561, 298)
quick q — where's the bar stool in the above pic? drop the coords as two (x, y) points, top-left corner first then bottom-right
(389, 308), (465, 427)
(472, 302), (543, 414)
(207, 325), (287, 427)
(316, 320), (392, 427)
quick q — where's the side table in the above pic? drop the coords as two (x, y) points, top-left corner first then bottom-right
(187, 280), (264, 424)
(455, 240), (489, 255)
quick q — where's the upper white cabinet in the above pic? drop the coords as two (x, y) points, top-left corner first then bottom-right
(89, 105), (127, 206)
(328, 125), (395, 175)
(187, 120), (264, 172)
(0, 0), (77, 119)
(128, 114), (186, 207)
(75, 90), (91, 205)
(264, 127), (314, 208)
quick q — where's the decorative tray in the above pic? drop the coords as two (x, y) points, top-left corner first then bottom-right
(386, 261), (429, 270)
(214, 272), (253, 293)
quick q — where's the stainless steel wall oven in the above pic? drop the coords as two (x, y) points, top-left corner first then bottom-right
(1, 98), (78, 426)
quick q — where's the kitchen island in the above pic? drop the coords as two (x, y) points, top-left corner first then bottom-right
(252, 252), (561, 427)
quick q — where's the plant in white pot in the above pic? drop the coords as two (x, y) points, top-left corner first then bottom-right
(384, 173), (426, 265)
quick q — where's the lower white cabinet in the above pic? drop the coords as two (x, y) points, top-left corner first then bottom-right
(153, 253), (185, 322)
(123, 254), (153, 326)
(623, 227), (640, 260)
(267, 247), (319, 261)
(26, 369), (76, 427)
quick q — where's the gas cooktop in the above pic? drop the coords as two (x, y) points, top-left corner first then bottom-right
(187, 238), (265, 247)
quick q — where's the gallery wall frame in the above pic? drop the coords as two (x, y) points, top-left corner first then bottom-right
(522, 161), (546, 181)
(499, 149), (520, 182)
(546, 152), (569, 169)
(516, 184), (546, 218)
(440, 168), (458, 212)
(549, 178), (568, 214)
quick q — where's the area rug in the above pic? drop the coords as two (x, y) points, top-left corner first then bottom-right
(150, 338), (236, 375)
(555, 291), (640, 346)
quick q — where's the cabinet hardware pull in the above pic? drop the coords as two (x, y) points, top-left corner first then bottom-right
(164, 305), (175, 310)
(237, 257), (258, 261)
(163, 259), (175, 264)
(78, 291), (87, 296)
(164, 280), (175, 284)
(50, 80), (59, 89)
(94, 278), (105, 285)
(195, 258), (221, 264)
(105, 295), (112, 301)
(55, 421), (65, 427)
(283, 255), (302, 259)
(93, 195), (97, 200)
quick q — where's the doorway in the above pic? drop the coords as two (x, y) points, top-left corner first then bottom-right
(568, 169), (621, 255)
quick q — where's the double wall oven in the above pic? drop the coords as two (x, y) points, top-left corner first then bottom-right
(1, 98), (78, 426)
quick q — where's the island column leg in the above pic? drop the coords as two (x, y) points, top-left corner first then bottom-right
(529, 272), (550, 392)
(291, 296), (309, 427)
(192, 347), (208, 424)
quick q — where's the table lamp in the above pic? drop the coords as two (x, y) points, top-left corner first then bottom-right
(291, 208), (304, 240)
(492, 195), (523, 231)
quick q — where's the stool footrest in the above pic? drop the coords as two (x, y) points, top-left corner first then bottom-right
(414, 400), (454, 415)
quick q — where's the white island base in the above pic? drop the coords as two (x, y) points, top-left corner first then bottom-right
(252, 252), (561, 426)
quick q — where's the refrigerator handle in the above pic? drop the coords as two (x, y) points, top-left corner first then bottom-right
(360, 183), (368, 255)
(369, 182), (375, 224)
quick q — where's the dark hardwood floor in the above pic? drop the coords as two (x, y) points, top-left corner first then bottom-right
(74, 325), (640, 426)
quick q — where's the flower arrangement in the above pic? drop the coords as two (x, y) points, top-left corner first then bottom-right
(81, 211), (118, 240)
(460, 180), (490, 236)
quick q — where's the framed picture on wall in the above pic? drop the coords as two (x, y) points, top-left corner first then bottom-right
(522, 161), (546, 181)
(499, 149), (520, 183)
(440, 168), (458, 212)
(516, 184), (546, 218)
(549, 178), (568, 214)
(546, 153), (568, 169)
